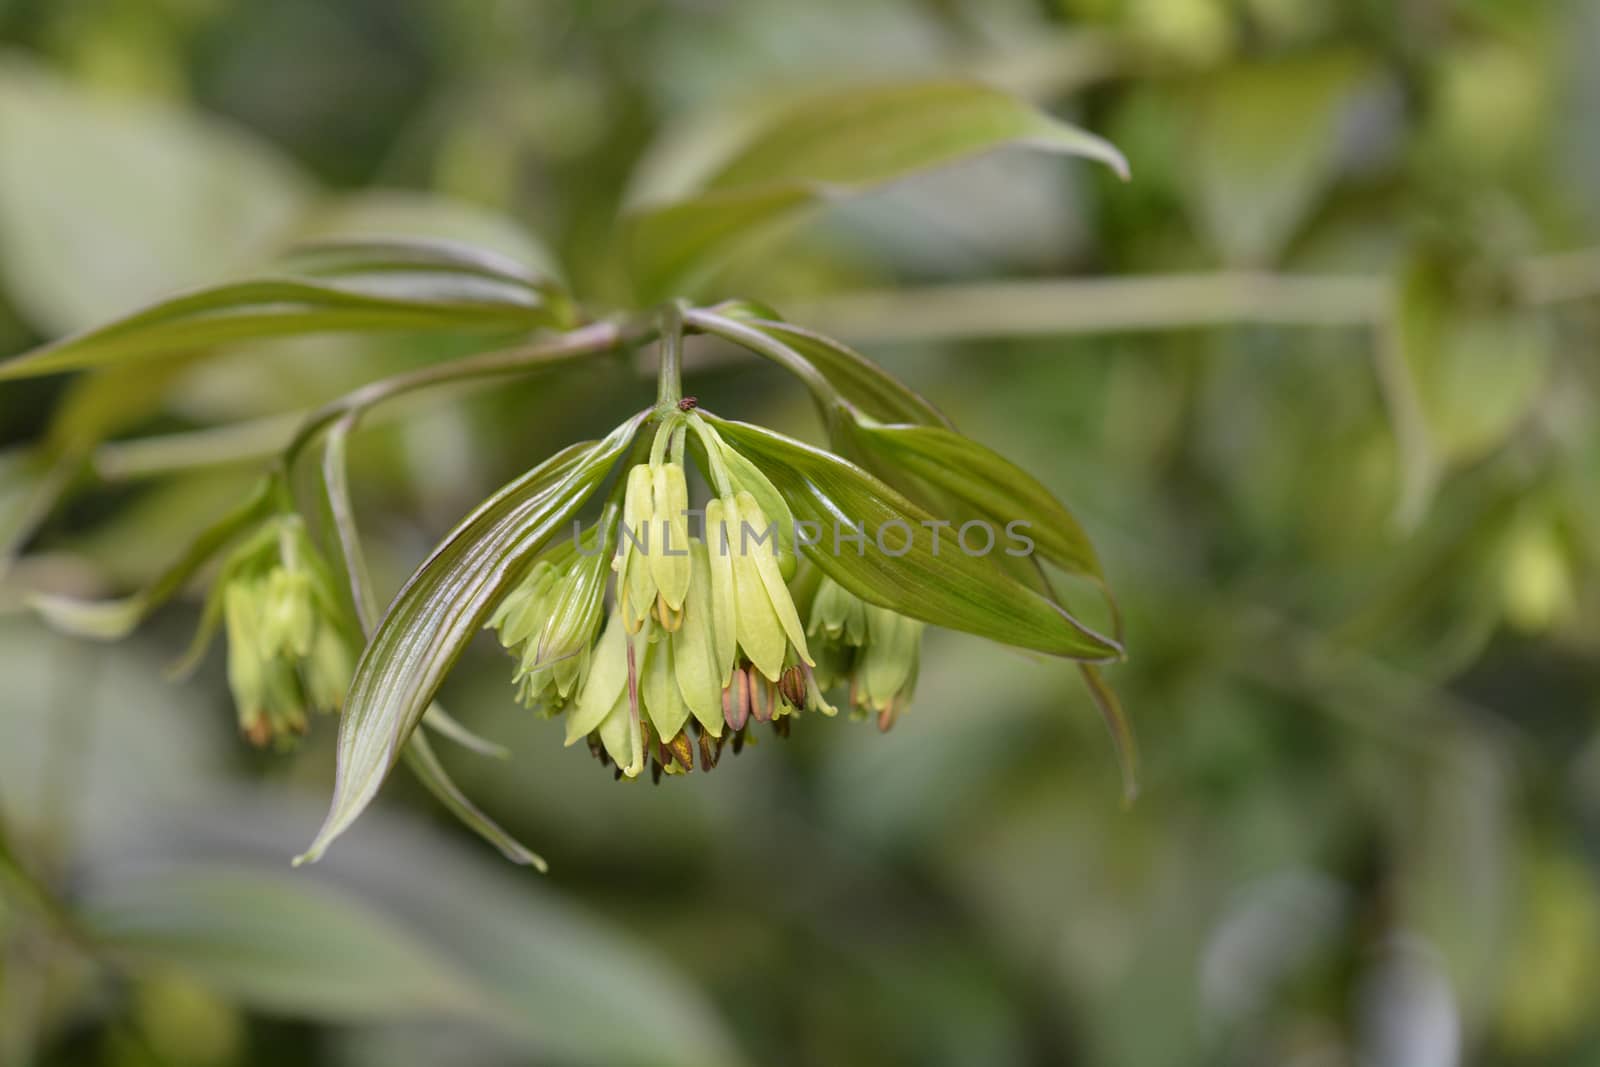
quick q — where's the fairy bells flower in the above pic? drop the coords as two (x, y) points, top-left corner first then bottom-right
(486, 526), (608, 714)
(209, 516), (358, 748)
(614, 460), (692, 632)
(553, 463), (829, 779)
(808, 575), (923, 731)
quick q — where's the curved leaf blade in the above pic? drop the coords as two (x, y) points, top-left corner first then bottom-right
(627, 79), (1127, 301)
(706, 416), (1119, 661)
(627, 185), (814, 305)
(280, 236), (551, 290)
(403, 730), (546, 872)
(0, 272), (571, 382)
(851, 422), (1104, 581)
(297, 414), (646, 865)
(26, 477), (275, 640)
(739, 317), (952, 428)
(79, 865), (485, 1022)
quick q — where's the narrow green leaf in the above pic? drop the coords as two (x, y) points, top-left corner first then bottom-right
(1079, 663), (1139, 806)
(26, 477), (275, 640)
(297, 414), (646, 865)
(421, 705), (510, 761)
(0, 273), (571, 382)
(706, 416), (1120, 661)
(0, 55), (310, 336)
(741, 318), (952, 428)
(1181, 51), (1370, 266)
(403, 730), (547, 871)
(627, 79), (1127, 301)
(627, 185), (815, 305)
(78, 865), (484, 1021)
(280, 237), (551, 290)
(851, 422), (1104, 581)
(703, 79), (1128, 189)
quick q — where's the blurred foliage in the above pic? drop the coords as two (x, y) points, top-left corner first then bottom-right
(3, 1), (1600, 1066)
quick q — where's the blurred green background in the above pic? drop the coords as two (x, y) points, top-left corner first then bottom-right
(3, 1), (1600, 1065)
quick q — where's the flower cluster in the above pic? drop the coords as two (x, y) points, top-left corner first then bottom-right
(487, 416), (896, 782)
(202, 515), (357, 749)
(808, 576), (923, 732)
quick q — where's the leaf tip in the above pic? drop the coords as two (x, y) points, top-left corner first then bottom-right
(25, 591), (142, 641)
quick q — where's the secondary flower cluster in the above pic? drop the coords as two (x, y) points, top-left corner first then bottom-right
(486, 416), (925, 781)
(199, 515), (357, 749)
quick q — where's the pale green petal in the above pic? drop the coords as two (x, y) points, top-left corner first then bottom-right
(537, 545), (607, 665)
(718, 442), (795, 568)
(728, 496), (786, 681)
(564, 610), (629, 744)
(863, 608), (920, 706)
(596, 688), (638, 775)
(648, 462), (692, 611)
(499, 563), (560, 649)
(735, 492), (811, 667)
(704, 498), (738, 683)
(641, 632), (691, 739)
(261, 568), (315, 658)
(224, 581), (266, 719)
(618, 465), (657, 630)
(674, 539), (725, 736)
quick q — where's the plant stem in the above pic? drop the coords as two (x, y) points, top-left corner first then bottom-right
(787, 273), (1389, 342)
(322, 411), (380, 631)
(784, 249), (1600, 344)
(284, 319), (638, 465)
(684, 308), (849, 434)
(656, 302), (686, 410)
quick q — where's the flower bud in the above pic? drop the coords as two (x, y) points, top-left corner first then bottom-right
(535, 545), (608, 668)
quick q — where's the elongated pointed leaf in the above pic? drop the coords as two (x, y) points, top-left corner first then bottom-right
(628, 185), (815, 304)
(0, 55), (309, 336)
(0, 270), (574, 382)
(627, 79), (1127, 301)
(851, 422), (1104, 580)
(739, 318), (952, 428)
(298, 414), (646, 865)
(706, 416), (1119, 661)
(403, 730), (546, 871)
(79, 865), (485, 1021)
(281, 237), (552, 290)
(421, 704), (511, 760)
(27, 477), (276, 639)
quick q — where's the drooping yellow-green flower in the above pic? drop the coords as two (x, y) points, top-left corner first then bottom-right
(809, 575), (922, 731)
(207, 516), (357, 749)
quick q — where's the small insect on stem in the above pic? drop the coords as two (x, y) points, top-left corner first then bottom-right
(677, 396), (698, 412)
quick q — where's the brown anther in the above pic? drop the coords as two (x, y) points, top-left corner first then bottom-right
(724, 670), (750, 731)
(773, 715), (791, 739)
(698, 731), (720, 771)
(613, 765), (624, 781)
(677, 396), (698, 411)
(243, 719), (273, 748)
(877, 703), (898, 733)
(667, 731), (695, 770)
(651, 760), (663, 785)
(749, 669), (773, 724)
(732, 728), (747, 755)
(778, 665), (806, 706)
